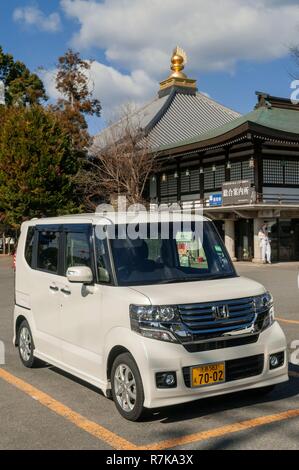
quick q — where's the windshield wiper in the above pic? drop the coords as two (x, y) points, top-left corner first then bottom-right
(158, 278), (188, 284)
(157, 273), (236, 284)
(204, 273), (236, 280)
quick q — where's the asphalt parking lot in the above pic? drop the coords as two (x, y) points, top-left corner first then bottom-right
(0, 256), (298, 450)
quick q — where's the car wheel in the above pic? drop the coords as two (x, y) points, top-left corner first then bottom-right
(17, 320), (39, 368)
(111, 352), (145, 421)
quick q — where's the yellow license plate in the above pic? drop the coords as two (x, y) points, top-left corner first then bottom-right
(191, 362), (225, 387)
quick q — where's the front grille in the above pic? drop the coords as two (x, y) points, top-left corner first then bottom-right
(178, 297), (268, 340)
(183, 354), (264, 387)
(226, 354), (264, 381)
(183, 334), (259, 353)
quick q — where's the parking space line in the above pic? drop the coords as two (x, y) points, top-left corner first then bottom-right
(140, 409), (299, 450)
(0, 368), (137, 450)
(1, 368), (299, 450)
(277, 317), (299, 325)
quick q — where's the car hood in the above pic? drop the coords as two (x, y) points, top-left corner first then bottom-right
(129, 276), (266, 305)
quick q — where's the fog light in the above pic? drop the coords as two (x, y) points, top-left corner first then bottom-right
(156, 371), (177, 388)
(165, 374), (175, 386)
(270, 356), (279, 368)
(269, 352), (284, 369)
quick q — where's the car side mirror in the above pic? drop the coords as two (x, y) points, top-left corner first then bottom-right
(66, 266), (93, 284)
(98, 267), (110, 283)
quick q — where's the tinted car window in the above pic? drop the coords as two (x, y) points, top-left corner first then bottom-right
(65, 232), (91, 273)
(37, 231), (59, 273)
(25, 227), (35, 267)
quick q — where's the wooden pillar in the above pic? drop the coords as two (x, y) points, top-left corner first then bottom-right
(157, 173), (161, 204)
(176, 159), (181, 204)
(199, 153), (204, 203)
(253, 141), (263, 202)
(225, 146), (231, 182)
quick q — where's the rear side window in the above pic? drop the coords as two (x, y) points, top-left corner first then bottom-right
(65, 231), (91, 273)
(24, 227), (35, 267)
(37, 231), (59, 273)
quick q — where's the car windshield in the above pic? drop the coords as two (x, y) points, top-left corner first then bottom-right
(109, 221), (236, 286)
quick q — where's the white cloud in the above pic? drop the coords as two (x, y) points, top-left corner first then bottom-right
(88, 62), (156, 119)
(60, 0), (299, 76)
(39, 0), (299, 128)
(40, 61), (156, 122)
(13, 5), (61, 32)
(39, 69), (61, 101)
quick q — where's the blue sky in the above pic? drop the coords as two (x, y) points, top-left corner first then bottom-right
(1, 0), (298, 134)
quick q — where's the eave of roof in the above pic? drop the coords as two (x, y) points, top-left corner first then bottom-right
(157, 106), (299, 155)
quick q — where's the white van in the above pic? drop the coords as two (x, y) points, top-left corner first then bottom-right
(14, 213), (288, 421)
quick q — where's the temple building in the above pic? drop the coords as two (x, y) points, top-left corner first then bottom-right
(94, 47), (299, 263)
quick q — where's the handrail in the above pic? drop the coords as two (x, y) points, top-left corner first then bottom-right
(154, 193), (299, 210)
(257, 193), (299, 204)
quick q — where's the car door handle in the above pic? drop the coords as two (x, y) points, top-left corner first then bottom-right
(49, 284), (59, 292)
(61, 287), (71, 295)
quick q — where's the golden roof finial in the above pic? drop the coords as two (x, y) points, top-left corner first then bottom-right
(159, 46), (197, 95)
(170, 46), (187, 78)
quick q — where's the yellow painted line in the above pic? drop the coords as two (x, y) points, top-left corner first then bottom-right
(277, 317), (299, 325)
(1, 368), (299, 451)
(0, 368), (137, 450)
(140, 409), (299, 450)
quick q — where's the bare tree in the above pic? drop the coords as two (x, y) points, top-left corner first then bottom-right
(76, 105), (159, 210)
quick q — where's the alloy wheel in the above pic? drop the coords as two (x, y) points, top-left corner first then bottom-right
(114, 364), (137, 412)
(19, 326), (32, 362)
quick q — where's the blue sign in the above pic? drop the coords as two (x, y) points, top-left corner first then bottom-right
(209, 193), (222, 207)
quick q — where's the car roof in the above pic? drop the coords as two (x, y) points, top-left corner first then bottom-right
(23, 211), (210, 227)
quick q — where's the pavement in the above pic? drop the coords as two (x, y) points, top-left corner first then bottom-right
(0, 256), (298, 450)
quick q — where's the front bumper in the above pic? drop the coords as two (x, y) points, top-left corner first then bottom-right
(139, 321), (288, 408)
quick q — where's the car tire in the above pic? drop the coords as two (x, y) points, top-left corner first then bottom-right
(17, 320), (39, 368)
(111, 352), (145, 421)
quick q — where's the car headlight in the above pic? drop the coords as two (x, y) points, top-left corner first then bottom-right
(129, 305), (180, 342)
(263, 304), (275, 330)
(130, 305), (179, 322)
(255, 291), (273, 309)
(255, 292), (275, 331)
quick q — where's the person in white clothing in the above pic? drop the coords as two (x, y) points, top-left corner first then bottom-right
(258, 222), (271, 264)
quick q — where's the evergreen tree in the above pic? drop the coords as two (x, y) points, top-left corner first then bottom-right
(0, 105), (80, 228)
(0, 46), (47, 106)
